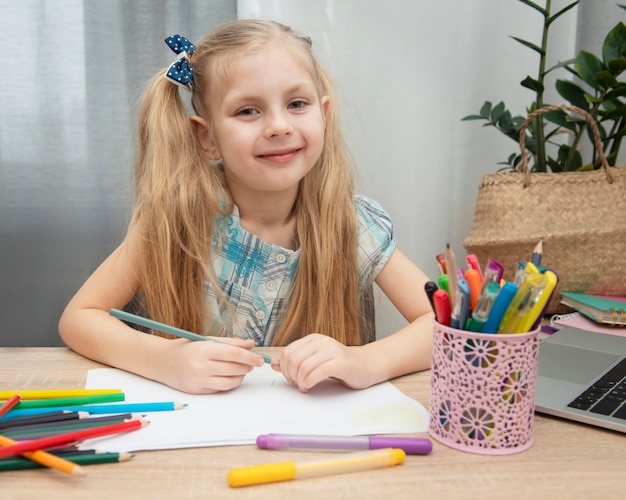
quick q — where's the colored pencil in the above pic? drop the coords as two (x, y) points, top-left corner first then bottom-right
(0, 395), (20, 418)
(110, 308), (272, 363)
(3, 415), (136, 441)
(0, 389), (122, 400)
(0, 451), (134, 471)
(1, 413), (134, 435)
(0, 450), (134, 471)
(531, 240), (543, 266)
(0, 434), (85, 476)
(445, 243), (458, 308)
(5, 401), (185, 418)
(0, 411), (88, 428)
(13, 393), (125, 409)
(0, 418), (148, 459)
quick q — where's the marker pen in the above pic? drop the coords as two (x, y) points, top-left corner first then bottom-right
(228, 448), (405, 487)
(256, 434), (432, 455)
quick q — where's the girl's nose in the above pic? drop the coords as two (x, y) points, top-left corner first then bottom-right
(265, 111), (294, 138)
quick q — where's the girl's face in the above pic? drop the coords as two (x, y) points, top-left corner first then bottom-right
(197, 43), (329, 204)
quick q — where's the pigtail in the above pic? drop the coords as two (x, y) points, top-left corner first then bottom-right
(130, 71), (228, 335)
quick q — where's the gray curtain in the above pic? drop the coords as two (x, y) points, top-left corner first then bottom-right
(0, 0), (235, 346)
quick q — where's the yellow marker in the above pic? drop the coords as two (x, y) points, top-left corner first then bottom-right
(498, 272), (547, 334)
(514, 270), (558, 333)
(227, 448), (405, 487)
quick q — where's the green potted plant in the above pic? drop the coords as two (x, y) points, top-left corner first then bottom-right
(462, 0), (626, 172)
(461, 0), (626, 314)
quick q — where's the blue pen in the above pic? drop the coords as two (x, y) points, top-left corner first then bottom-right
(481, 281), (518, 333)
(467, 280), (501, 332)
(450, 278), (470, 330)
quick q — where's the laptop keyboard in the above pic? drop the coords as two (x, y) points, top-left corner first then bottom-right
(567, 357), (626, 420)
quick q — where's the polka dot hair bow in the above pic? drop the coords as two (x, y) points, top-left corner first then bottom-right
(164, 34), (196, 91)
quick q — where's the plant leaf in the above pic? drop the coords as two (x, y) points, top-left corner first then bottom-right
(490, 101), (506, 122)
(461, 114), (486, 121)
(607, 57), (626, 75)
(555, 79), (589, 109)
(510, 36), (545, 56)
(479, 101), (492, 119)
(576, 51), (606, 90)
(521, 75), (544, 93)
(517, 0), (547, 16)
(543, 109), (577, 131)
(545, 57), (578, 75)
(547, 1), (579, 26)
(596, 69), (618, 89)
(603, 22), (626, 63)
(602, 83), (626, 101)
(602, 104), (626, 120)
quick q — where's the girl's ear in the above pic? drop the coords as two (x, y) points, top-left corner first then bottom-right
(321, 95), (330, 122)
(190, 115), (221, 160)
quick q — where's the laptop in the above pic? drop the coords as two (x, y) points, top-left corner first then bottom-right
(535, 326), (626, 433)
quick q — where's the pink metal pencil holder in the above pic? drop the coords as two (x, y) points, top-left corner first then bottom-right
(428, 321), (540, 455)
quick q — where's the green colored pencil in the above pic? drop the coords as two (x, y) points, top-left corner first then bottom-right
(0, 451), (135, 471)
(14, 393), (125, 409)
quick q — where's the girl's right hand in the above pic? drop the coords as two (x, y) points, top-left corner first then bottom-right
(162, 337), (265, 394)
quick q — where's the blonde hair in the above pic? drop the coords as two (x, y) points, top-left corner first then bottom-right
(130, 19), (365, 346)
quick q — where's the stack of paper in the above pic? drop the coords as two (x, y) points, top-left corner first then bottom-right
(82, 365), (429, 452)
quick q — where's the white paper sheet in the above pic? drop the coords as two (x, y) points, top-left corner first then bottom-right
(82, 365), (428, 452)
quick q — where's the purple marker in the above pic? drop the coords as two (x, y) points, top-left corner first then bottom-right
(256, 434), (432, 455)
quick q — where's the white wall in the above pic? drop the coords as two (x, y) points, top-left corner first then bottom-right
(237, 0), (578, 336)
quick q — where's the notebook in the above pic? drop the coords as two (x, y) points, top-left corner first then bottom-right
(551, 312), (626, 337)
(535, 326), (626, 433)
(559, 292), (626, 326)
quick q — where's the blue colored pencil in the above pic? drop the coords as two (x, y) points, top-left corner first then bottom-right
(3, 402), (186, 419)
(110, 308), (272, 364)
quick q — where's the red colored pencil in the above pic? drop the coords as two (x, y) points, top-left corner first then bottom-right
(0, 418), (148, 459)
(0, 395), (21, 418)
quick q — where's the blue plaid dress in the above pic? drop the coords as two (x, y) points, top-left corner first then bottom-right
(205, 195), (396, 345)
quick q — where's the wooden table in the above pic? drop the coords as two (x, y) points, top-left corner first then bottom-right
(2, 347), (625, 499)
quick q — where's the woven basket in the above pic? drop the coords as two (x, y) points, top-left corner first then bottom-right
(463, 105), (626, 314)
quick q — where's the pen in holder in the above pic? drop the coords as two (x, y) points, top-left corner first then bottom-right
(428, 320), (539, 455)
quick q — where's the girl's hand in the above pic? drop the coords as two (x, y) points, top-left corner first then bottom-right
(271, 334), (376, 392)
(163, 337), (265, 394)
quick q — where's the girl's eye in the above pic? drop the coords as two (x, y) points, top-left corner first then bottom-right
(288, 100), (307, 110)
(237, 108), (258, 116)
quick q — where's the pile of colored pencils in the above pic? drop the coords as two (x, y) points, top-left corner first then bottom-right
(0, 388), (179, 476)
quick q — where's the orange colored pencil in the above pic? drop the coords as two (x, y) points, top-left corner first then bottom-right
(0, 394), (20, 418)
(0, 434), (86, 476)
(0, 418), (148, 459)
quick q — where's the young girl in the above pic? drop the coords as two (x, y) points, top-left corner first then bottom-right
(59, 19), (434, 394)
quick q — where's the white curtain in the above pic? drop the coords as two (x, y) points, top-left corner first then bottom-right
(0, 0), (236, 346)
(237, 0), (617, 336)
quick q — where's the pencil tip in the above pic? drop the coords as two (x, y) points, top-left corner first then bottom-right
(73, 465), (88, 477)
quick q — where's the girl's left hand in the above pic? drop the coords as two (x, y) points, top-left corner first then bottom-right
(271, 334), (376, 392)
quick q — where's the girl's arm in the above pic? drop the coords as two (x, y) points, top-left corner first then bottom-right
(273, 248), (435, 391)
(58, 228), (264, 394)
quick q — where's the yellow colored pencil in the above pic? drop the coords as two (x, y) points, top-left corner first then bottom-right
(0, 434), (86, 476)
(0, 389), (122, 400)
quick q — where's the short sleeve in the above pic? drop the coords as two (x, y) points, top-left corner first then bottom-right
(355, 194), (396, 283)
